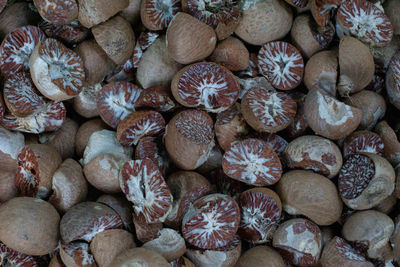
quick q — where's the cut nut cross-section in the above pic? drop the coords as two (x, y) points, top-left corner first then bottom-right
(33, 0), (78, 25)
(119, 159), (173, 224)
(182, 193), (240, 249)
(222, 138), (282, 186)
(258, 41), (304, 90)
(141, 0), (181, 30)
(29, 38), (85, 101)
(241, 87), (297, 133)
(60, 242), (96, 267)
(171, 62), (240, 113)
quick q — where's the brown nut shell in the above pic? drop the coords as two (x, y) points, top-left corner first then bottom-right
(375, 121), (400, 166)
(166, 12), (216, 64)
(209, 37), (249, 71)
(75, 118), (109, 158)
(235, 246), (284, 267)
(0, 125), (24, 172)
(0, 197), (59, 256)
(276, 170), (343, 225)
(77, 0), (129, 28)
(0, 171), (18, 203)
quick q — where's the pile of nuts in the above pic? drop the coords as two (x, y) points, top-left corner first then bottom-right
(0, 0), (400, 266)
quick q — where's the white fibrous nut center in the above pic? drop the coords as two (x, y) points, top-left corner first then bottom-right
(80, 215), (123, 242)
(177, 63), (239, 112)
(317, 91), (353, 126)
(337, 0), (393, 45)
(335, 237), (367, 261)
(146, 0), (180, 27)
(188, 0), (239, 28)
(258, 41), (303, 90)
(63, 242), (96, 266)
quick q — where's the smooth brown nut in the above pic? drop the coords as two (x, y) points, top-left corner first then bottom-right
(0, 171), (17, 203)
(0, 197), (59, 256)
(90, 229), (136, 267)
(75, 118), (109, 158)
(49, 158), (87, 213)
(276, 170), (343, 225)
(375, 120), (400, 166)
(97, 194), (133, 231)
(73, 83), (102, 119)
(166, 12), (216, 64)
(209, 37), (249, 71)
(283, 135), (343, 178)
(77, 0), (129, 28)
(111, 247), (169, 267)
(235, 246), (284, 267)
(120, 0), (141, 25)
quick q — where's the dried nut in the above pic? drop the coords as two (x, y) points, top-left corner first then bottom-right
(262, 133), (288, 157)
(164, 109), (215, 170)
(386, 52), (400, 110)
(283, 135), (343, 178)
(60, 201), (123, 244)
(342, 210), (394, 259)
(117, 110), (165, 146)
(132, 213), (163, 243)
(310, 0), (340, 27)
(0, 171), (17, 203)
(49, 253), (64, 267)
(137, 38), (182, 90)
(320, 236), (374, 267)
(97, 194), (133, 231)
(0, 26), (45, 78)
(238, 188), (281, 243)
(84, 153), (125, 194)
(0, 241), (41, 266)
(119, 159), (172, 224)
(237, 53), (259, 78)
(215, 103), (248, 151)
(273, 218), (322, 266)
(38, 117), (78, 159)
(344, 90), (386, 130)
(258, 41), (304, 90)
(30, 38), (85, 101)
(15, 144), (62, 198)
(142, 228), (186, 262)
(33, 0), (78, 25)
(165, 171), (212, 229)
(222, 138), (282, 186)
(0, 197), (59, 256)
(49, 158), (87, 213)
(291, 13), (335, 58)
(1, 101), (66, 134)
(92, 16), (135, 65)
(73, 83), (102, 119)
(235, 0), (293, 46)
(209, 37), (249, 71)
(280, 91), (308, 138)
(337, 36), (375, 96)
(60, 241), (96, 267)
(235, 246), (284, 267)
(0, 125), (25, 172)
(81, 129), (132, 166)
(336, 0), (393, 47)
(391, 215), (400, 260)
(0, 2), (41, 40)
(196, 143), (223, 174)
(110, 247), (169, 267)
(375, 121), (400, 166)
(185, 235), (241, 267)
(182, 193), (240, 249)
(304, 50), (338, 95)
(90, 229), (136, 267)
(241, 88), (297, 133)
(208, 168), (244, 198)
(140, 0), (181, 30)
(75, 118), (108, 158)
(3, 72), (45, 117)
(374, 192), (397, 214)
(40, 20), (89, 44)
(166, 12), (216, 64)
(276, 170), (343, 225)
(74, 40), (116, 86)
(338, 152), (395, 210)
(171, 62), (240, 112)
(384, 0), (400, 35)
(120, 0), (141, 24)
(135, 136), (168, 175)
(136, 85), (175, 112)
(304, 88), (362, 140)
(77, 0), (129, 28)
(343, 130), (384, 157)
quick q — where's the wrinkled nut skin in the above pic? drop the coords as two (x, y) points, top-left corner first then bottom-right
(137, 35), (183, 89)
(111, 248), (169, 267)
(60, 201), (123, 244)
(77, 0), (129, 28)
(276, 170), (343, 226)
(304, 88), (362, 140)
(235, 0), (293, 46)
(283, 135), (343, 178)
(342, 210), (394, 259)
(235, 246), (284, 267)
(375, 121), (400, 166)
(75, 118), (109, 158)
(92, 16), (135, 65)
(38, 117), (78, 160)
(339, 152), (395, 210)
(90, 229), (136, 267)
(0, 197), (60, 256)
(209, 37), (250, 71)
(49, 158), (88, 213)
(166, 13), (217, 64)
(164, 109), (215, 170)
(84, 153), (124, 194)
(74, 40), (116, 87)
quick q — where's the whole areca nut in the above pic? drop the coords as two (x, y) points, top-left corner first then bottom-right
(75, 118), (109, 158)
(77, 0), (129, 28)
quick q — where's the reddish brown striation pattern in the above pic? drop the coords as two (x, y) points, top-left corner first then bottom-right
(15, 146), (40, 197)
(343, 131), (384, 157)
(40, 20), (89, 44)
(61, 242), (96, 267)
(175, 109), (214, 144)
(0, 241), (40, 266)
(310, 21), (335, 49)
(34, 0), (78, 25)
(136, 136), (165, 173)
